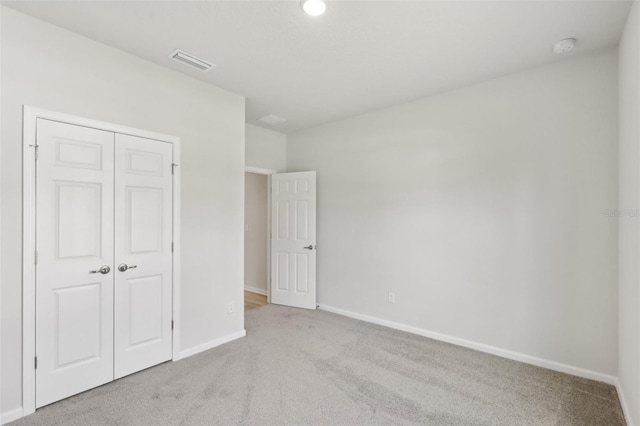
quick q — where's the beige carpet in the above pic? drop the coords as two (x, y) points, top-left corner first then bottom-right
(11, 304), (625, 425)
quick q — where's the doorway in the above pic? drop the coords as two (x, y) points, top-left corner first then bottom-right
(243, 167), (318, 312)
(244, 167), (273, 311)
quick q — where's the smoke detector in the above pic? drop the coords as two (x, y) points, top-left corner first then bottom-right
(553, 38), (576, 54)
(169, 49), (215, 72)
(257, 114), (287, 126)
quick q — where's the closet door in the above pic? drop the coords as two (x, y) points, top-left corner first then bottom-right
(114, 134), (173, 379)
(35, 119), (115, 408)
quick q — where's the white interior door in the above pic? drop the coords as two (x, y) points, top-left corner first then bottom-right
(114, 134), (173, 379)
(35, 119), (115, 408)
(270, 172), (317, 310)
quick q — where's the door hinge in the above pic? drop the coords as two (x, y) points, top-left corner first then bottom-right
(29, 144), (39, 161)
(34, 356), (38, 370)
(171, 163), (179, 175)
(171, 242), (174, 252)
(34, 250), (38, 265)
(171, 320), (174, 330)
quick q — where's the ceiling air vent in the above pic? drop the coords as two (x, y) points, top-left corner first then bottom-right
(257, 114), (287, 126)
(168, 49), (215, 72)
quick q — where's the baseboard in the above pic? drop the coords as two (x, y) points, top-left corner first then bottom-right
(615, 379), (635, 426)
(178, 329), (247, 359)
(244, 286), (268, 296)
(318, 304), (617, 386)
(1, 407), (23, 425)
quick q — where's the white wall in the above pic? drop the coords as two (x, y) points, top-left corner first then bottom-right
(244, 172), (269, 293)
(245, 123), (287, 172)
(1, 7), (245, 416)
(618, 2), (640, 424)
(288, 49), (619, 378)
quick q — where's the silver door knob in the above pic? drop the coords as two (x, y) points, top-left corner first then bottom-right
(118, 264), (137, 272)
(90, 265), (111, 274)
(303, 245), (315, 250)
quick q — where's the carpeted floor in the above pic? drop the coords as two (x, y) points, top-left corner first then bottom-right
(12, 304), (625, 425)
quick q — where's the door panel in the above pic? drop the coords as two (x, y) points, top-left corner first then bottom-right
(114, 134), (173, 379)
(36, 119), (115, 408)
(271, 172), (317, 309)
(55, 182), (103, 259)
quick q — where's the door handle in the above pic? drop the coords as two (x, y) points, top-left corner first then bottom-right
(117, 264), (137, 272)
(90, 265), (111, 274)
(303, 245), (315, 250)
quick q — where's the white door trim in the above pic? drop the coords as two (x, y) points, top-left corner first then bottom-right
(245, 165), (277, 175)
(22, 106), (182, 416)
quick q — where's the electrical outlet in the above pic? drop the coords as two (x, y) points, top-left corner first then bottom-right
(245, 224), (249, 232)
(227, 302), (235, 313)
(388, 292), (395, 303)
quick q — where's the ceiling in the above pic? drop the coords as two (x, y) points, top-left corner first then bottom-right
(3, 0), (633, 134)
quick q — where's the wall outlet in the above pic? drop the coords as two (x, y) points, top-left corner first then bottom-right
(245, 224), (249, 232)
(388, 292), (396, 303)
(227, 302), (235, 313)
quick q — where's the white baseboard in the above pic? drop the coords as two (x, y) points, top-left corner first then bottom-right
(178, 329), (247, 359)
(244, 286), (268, 296)
(1, 407), (23, 425)
(318, 304), (617, 386)
(615, 379), (635, 426)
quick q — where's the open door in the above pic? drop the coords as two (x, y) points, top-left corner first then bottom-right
(270, 172), (316, 309)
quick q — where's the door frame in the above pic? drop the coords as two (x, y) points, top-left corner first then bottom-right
(21, 106), (182, 416)
(244, 166), (276, 303)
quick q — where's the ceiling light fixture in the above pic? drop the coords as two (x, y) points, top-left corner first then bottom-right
(552, 38), (576, 54)
(301, 0), (328, 17)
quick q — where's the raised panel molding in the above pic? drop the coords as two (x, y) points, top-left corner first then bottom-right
(277, 252), (289, 291)
(55, 181), (102, 260)
(126, 150), (163, 176)
(54, 283), (102, 368)
(295, 179), (309, 194)
(126, 187), (163, 254)
(295, 200), (309, 240)
(128, 275), (163, 348)
(55, 139), (103, 170)
(277, 180), (290, 194)
(277, 200), (290, 240)
(295, 253), (309, 294)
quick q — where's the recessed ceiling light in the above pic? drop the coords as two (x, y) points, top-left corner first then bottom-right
(257, 114), (287, 126)
(301, 0), (328, 17)
(553, 38), (576, 54)
(168, 49), (215, 72)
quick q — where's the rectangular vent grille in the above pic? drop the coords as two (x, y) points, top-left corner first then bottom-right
(169, 49), (215, 72)
(257, 114), (287, 126)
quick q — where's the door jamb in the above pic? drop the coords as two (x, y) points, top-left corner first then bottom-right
(22, 106), (182, 416)
(244, 166), (277, 304)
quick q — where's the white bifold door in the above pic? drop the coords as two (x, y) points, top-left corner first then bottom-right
(35, 119), (173, 408)
(270, 172), (317, 310)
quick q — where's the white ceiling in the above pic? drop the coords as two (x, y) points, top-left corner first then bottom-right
(3, 0), (633, 134)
